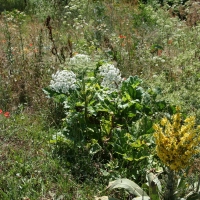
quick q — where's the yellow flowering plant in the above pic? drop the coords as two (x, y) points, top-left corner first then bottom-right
(153, 108), (200, 171)
(153, 108), (200, 200)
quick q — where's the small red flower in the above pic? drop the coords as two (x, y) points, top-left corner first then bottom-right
(0, 109), (3, 114)
(29, 43), (33, 47)
(4, 112), (10, 118)
(119, 34), (126, 39)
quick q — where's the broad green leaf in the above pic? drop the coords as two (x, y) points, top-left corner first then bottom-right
(106, 178), (148, 197)
(122, 92), (131, 101)
(130, 140), (143, 148)
(121, 76), (142, 98)
(128, 112), (136, 117)
(122, 154), (133, 161)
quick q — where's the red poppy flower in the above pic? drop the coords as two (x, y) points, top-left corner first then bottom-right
(4, 112), (10, 118)
(0, 109), (3, 114)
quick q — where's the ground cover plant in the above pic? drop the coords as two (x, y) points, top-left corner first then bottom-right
(0, 0), (200, 199)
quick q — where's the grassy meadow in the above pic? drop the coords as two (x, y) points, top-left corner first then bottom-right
(0, 0), (200, 199)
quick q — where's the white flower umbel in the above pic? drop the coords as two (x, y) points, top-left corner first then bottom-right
(99, 63), (122, 91)
(69, 54), (90, 65)
(50, 70), (76, 93)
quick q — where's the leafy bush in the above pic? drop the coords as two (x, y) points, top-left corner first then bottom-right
(44, 58), (175, 181)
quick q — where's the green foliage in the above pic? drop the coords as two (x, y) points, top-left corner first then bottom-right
(0, 0), (200, 199)
(0, 111), (103, 199)
(96, 171), (200, 200)
(0, 0), (27, 12)
(44, 63), (175, 181)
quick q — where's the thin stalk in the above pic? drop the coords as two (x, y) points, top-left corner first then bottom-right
(3, 13), (14, 75)
(19, 24), (25, 61)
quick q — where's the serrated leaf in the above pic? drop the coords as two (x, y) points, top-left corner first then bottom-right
(106, 178), (148, 197)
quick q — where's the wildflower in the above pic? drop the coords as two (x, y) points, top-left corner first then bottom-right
(4, 112), (10, 118)
(0, 109), (3, 114)
(99, 63), (122, 91)
(168, 40), (173, 45)
(119, 34), (126, 39)
(49, 70), (77, 93)
(69, 53), (90, 65)
(153, 109), (200, 171)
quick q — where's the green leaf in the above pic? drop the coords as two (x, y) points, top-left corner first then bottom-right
(106, 178), (148, 197)
(156, 101), (167, 110)
(89, 142), (102, 155)
(121, 76), (142, 99)
(134, 156), (149, 161)
(122, 154), (133, 161)
(176, 177), (185, 189)
(101, 118), (112, 135)
(128, 112), (136, 117)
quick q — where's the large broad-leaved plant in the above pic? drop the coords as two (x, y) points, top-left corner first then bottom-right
(43, 61), (175, 177)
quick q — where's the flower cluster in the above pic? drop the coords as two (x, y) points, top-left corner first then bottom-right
(69, 54), (90, 65)
(0, 109), (10, 118)
(63, 0), (88, 22)
(153, 109), (200, 171)
(99, 63), (123, 91)
(49, 70), (77, 93)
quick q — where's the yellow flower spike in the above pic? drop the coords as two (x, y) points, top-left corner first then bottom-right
(161, 117), (168, 126)
(153, 110), (200, 171)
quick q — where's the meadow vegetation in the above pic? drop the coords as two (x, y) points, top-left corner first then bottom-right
(0, 0), (200, 199)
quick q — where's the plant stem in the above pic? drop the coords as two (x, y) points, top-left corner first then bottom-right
(164, 168), (176, 200)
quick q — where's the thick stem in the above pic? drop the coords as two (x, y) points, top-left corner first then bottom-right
(164, 168), (176, 200)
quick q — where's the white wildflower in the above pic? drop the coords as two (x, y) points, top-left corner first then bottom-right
(99, 63), (122, 91)
(50, 70), (76, 93)
(69, 54), (90, 65)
